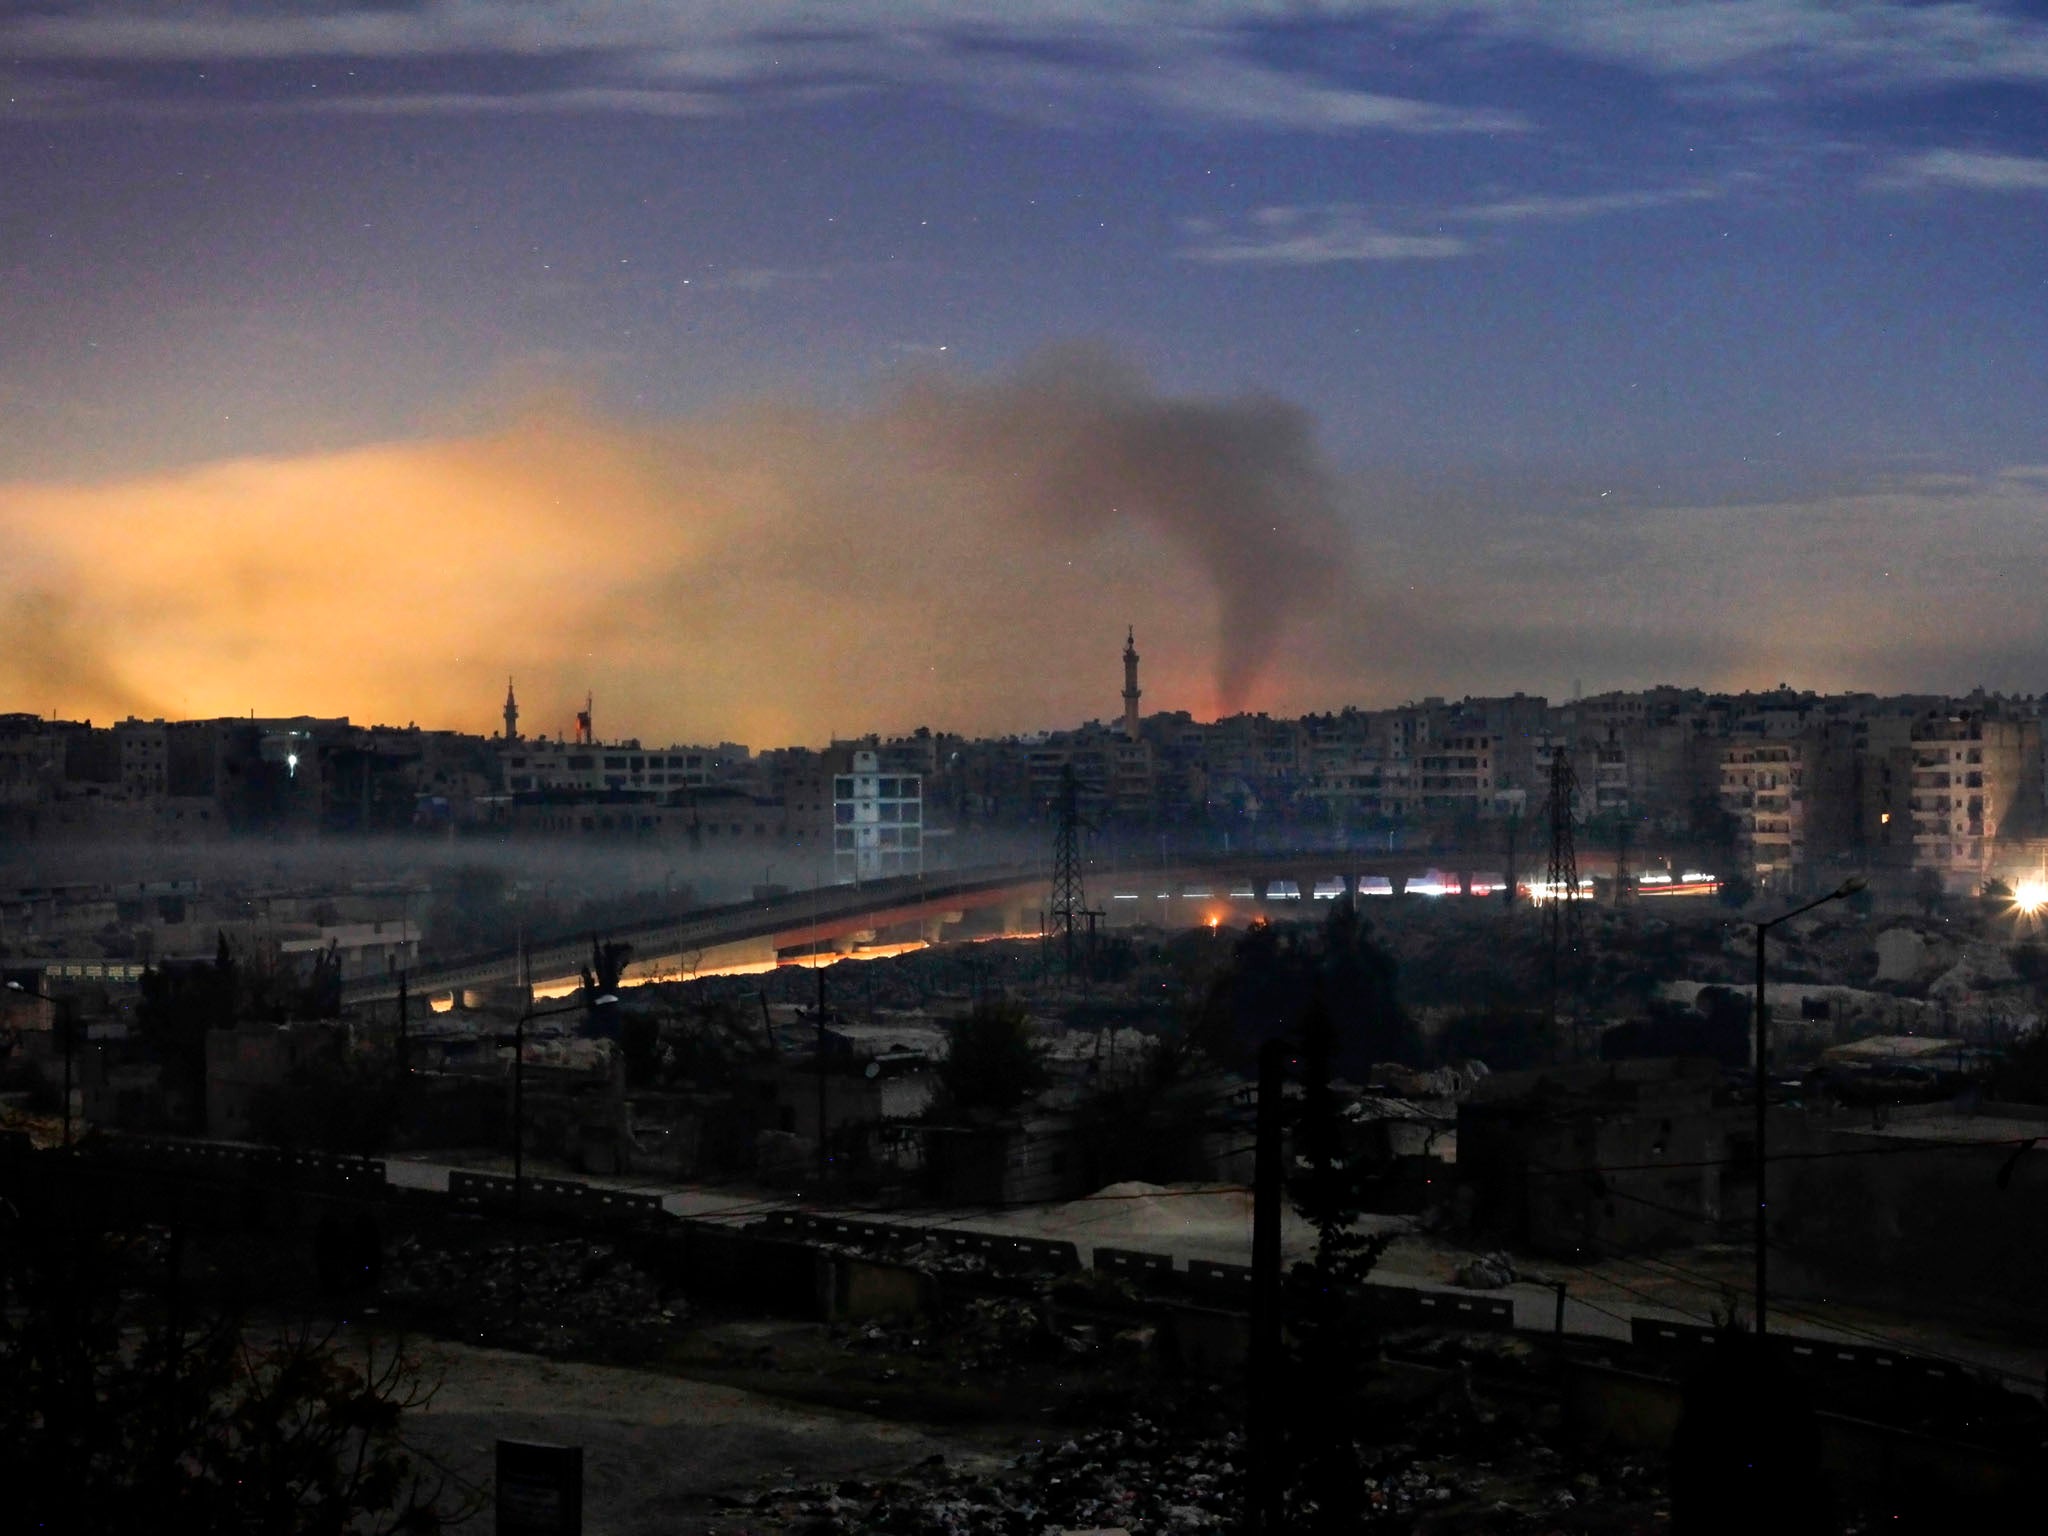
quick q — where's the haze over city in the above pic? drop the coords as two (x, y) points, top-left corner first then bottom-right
(4, 1), (2046, 743)
(14, 9), (2048, 1533)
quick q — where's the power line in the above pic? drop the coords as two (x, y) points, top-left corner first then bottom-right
(1504, 1181), (2048, 1393)
(1521, 1130), (2045, 1179)
(1392, 1213), (1647, 1331)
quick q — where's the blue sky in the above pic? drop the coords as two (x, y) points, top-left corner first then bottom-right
(3, 3), (2046, 738)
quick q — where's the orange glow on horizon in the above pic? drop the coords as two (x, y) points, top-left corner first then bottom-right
(1, 366), (1384, 740)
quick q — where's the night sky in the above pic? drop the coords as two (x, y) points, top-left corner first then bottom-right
(4, 3), (2045, 744)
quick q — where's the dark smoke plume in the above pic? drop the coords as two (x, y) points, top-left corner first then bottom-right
(896, 347), (1345, 713)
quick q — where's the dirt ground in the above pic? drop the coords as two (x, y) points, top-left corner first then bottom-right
(377, 1327), (1028, 1535)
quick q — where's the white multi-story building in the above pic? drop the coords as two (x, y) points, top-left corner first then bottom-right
(833, 749), (923, 882)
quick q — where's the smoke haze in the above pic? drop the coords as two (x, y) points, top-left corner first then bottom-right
(6, 346), (2046, 746)
(0, 349), (1368, 742)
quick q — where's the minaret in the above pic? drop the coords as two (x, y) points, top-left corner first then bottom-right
(1121, 627), (1142, 741)
(502, 678), (520, 742)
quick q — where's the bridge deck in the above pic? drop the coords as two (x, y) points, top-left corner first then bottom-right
(343, 847), (1654, 1005)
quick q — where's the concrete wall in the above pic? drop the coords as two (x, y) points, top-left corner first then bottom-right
(1773, 1106), (2048, 1331)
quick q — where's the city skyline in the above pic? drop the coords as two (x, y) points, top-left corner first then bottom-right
(4, 669), (2038, 754)
(4, 3), (2046, 741)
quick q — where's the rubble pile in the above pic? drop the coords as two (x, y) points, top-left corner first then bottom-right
(838, 1295), (1117, 1381)
(729, 1419), (1242, 1534)
(1453, 1250), (1518, 1289)
(882, 1237), (997, 1276)
(382, 1234), (687, 1358)
(804, 1229), (1077, 1283)
(728, 1402), (1670, 1532)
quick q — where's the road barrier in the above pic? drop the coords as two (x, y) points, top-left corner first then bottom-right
(1094, 1246), (1175, 1283)
(72, 1135), (2013, 1402)
(1631, 1318), (1968, 1389)
(1185, 1258), (1256, 1303)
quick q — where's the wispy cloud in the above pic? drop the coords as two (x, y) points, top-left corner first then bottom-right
(1434, 0), (2048, 91)
(1179, 207), (1470, 266)
(1138, 56), (1525, 135)
(9, 2), (2047, 170)
(1181, 178), (1716, 265)
(13, 2), (2048, 99)
(0, 3), (1525, 135)
(1449, 184), (1720, 222)
(292, 86), (728, 119)
(1869, 148), (2048, 192)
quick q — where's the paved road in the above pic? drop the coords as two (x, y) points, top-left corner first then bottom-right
(380, 1152), (2048, 1395)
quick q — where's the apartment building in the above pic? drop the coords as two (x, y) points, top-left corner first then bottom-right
(1900, 715), (2036, 893)
(833, 748), (923, 883)
(500, 740), (745, 796)
(1417, 734), (1499, 817)
(1721, 738), (1807, 887)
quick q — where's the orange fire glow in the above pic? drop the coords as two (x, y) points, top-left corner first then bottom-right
(1, 362), (1397, 739)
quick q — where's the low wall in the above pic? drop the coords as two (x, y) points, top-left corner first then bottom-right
(1562, 1360), (2035, 1518)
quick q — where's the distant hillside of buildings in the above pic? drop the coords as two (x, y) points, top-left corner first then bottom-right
(5, 679), (2046, 899)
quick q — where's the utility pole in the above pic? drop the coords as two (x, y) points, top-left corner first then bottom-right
(1613, 815), (1633, 908)
(58, 993), (74, 1150)
(1051, 764), (1086, 976)
(1544, 747), (1583, 1056)
(817, 952), (829, 1187)
(1502, 809), (1520, 910)
(1752, 878), (1864, 1337)
(813, 868), (829, 1187)
(1249, 1039), (1286, 1534)
(396, 971), (410, 1076)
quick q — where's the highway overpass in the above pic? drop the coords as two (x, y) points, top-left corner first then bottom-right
(341, 845), (1704, 1007)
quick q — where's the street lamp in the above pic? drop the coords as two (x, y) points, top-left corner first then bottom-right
(1751, 875), (1865, 1336)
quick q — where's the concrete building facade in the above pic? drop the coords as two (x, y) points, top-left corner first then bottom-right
(833, 749), (923, 883)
